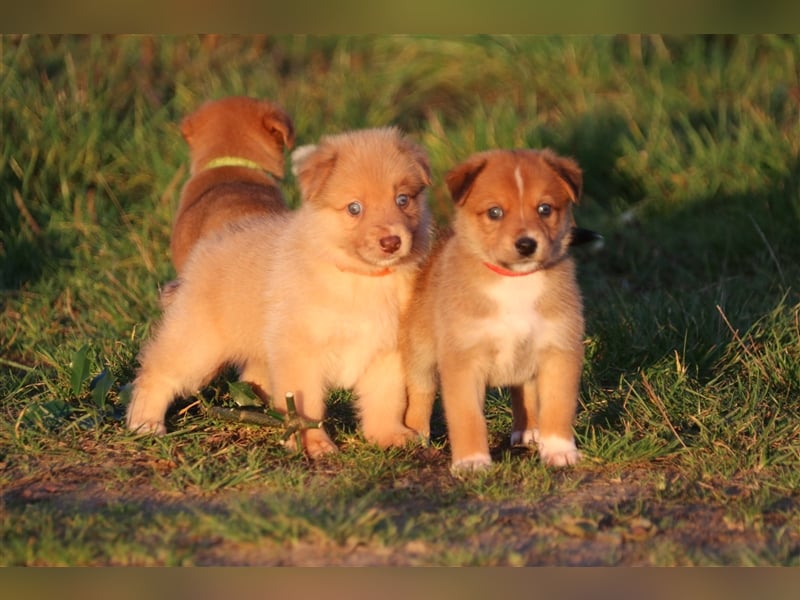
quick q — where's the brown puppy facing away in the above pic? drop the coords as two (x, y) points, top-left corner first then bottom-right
(127, 127), (431, 458)
(170, 96), (295, 274)
(402, 148), (586, 472)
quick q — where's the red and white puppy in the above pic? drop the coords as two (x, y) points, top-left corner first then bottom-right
(402, 149), (586, 471)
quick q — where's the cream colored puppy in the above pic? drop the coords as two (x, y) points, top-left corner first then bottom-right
(127, 127), (431, 458)
(402, 149), (586, 471)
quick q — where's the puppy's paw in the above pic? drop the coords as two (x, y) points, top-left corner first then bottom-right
(283, 428), (339, 459)
(126, 418), (167, 436)
(450, 453), (492, 474)
(367, 425), (422, 449)
(510, 428), (540, 447)
(538, 435), (581, 467)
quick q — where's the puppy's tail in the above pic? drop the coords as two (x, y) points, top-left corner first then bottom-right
(569, 227), (604, 249)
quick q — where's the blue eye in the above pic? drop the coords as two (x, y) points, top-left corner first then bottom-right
(396, 194), (410, 208)
(487, 206), (504, 220)
(538, 203), (553, 217)
(347, 201), (362, 216)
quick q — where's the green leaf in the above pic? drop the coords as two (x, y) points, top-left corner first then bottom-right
(69, 345), (91, 397)
(90, 369), (115, 409)
(228, 381), (263, 407)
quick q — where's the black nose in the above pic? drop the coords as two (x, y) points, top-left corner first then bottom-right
(380, 235), (402, 254)
(515, 237), (537, 257)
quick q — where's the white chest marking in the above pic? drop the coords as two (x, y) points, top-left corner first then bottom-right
(485, 277), (543, 377)
(452, 275), (552, 384)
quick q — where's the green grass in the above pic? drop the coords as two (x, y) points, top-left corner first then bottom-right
(2, 34), (800, 566)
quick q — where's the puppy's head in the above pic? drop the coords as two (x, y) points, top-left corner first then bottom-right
(446, 149), (582, 274)
(292, 127), (431, 273)
(180, 96), (295, 177)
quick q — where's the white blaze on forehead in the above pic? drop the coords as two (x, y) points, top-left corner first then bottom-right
(514, 165), (524, 199)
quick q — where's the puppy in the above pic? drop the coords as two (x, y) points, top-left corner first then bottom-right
(170, 96), (295, 274)
(402, 149), (586, 471)
(127, 127), (431, 458)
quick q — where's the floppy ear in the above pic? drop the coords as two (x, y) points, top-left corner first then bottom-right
(445, 155), (487, 205)
(292, 142), (337, 202)
(261, 103), (295, 150)
(396, 135), (432, 187)
(541, 149), (582, 203)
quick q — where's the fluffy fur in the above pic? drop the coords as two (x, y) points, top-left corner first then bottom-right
(127, 127), (431, 458)
(401, 149), (586, 471)
(170, 96), (295, 274)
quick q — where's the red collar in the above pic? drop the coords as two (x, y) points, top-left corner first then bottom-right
(336, 264), (394, 277)
(483, 261), (538, 277)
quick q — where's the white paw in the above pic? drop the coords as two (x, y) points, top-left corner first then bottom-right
(450, 453), (492, 473)
(510, 428), (540, 447)
(126, 417), (167, 436)
(538, 435), (581, 467)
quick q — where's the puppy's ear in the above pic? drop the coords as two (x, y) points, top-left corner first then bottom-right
(445, 155), (487, 205)
(542, 150), (582, 203)
(292, 143), (337, 202)
(290, 145), (317, 177)
(179, 114), (195, 144)
(261, 103), (296, 150)
(397, 135), (432, 187)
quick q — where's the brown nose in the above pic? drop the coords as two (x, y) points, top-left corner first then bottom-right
(379, 235), (402, 254)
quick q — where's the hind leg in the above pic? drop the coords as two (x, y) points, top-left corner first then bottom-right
(126, 316), (223, 434)
(510, 381), (540, 447)
(402, 335), (438, 441)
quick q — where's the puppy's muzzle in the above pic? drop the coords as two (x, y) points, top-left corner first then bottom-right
(380, 235), (402, 254)
(515, 236), (537, 257)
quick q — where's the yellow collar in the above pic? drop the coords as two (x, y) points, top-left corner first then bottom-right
(203, 156), (265, 172)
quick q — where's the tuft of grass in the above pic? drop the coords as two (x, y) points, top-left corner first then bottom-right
(2, 34), (800, 566)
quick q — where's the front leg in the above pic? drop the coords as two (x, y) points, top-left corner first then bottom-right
(269, 358), (338, 459)
(439, 352), (490, 471)
(355, 350), (419, 449)
(535, 347), (583, 467)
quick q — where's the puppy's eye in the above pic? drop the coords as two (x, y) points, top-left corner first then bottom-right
(347, 201), (363, 216)
(538, 203), (553, 217)
(396, 193), (410, 208)
(487, 206), (504, 220)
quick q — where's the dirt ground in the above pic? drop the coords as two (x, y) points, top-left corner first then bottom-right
(4, 442), (798, 566)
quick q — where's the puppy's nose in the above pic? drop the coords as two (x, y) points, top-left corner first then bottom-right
(515, 237), (537, 257)
(380, 235), (402, 254)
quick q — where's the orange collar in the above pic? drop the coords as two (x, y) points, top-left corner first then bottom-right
(336, 264), (394, 277)
(483, 261), (538, 277)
